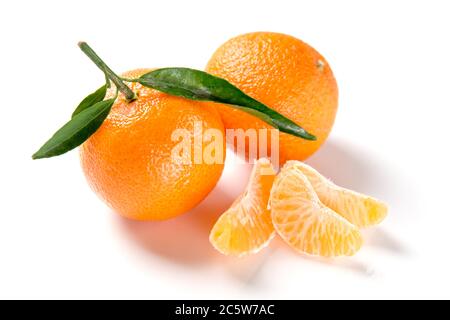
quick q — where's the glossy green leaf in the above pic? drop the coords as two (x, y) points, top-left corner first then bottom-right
(138, 68), (316, 140)
(32, 98), (115, 159)
(71, 84), (107, 118)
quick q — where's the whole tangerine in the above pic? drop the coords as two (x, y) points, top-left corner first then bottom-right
(206, 32), (338, 163)
(80, 69), (225, 220)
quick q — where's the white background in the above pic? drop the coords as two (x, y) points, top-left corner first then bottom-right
(1, 0), (449, 299)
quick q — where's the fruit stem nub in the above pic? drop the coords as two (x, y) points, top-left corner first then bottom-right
(78, 42), (136, 101)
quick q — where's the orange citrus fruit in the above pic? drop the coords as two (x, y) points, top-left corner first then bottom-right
(209, 158), (276, 256)
(206, 32), (338, 164)
(289, 161), (388, 227)
(80, 69), (225, 220)
(269, 162), (363, 257)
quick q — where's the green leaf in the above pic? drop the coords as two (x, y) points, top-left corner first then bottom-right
(138, 68), (316, 140)
(71, 85), (107, 118)
(32, 98), (115, 159)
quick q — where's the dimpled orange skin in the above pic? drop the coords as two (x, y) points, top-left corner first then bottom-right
(206, 32), (338, 163)
(80, 69), (225, 220)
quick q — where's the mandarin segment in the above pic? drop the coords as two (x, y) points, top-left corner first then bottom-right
(206, 32), (338, 163)
(209, 159), (276, 256)
(285, 161), (388, 227)
(269, 163), (363, 257)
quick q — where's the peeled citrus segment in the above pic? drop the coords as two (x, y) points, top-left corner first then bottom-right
(270, 163), (363, 257)
(284, 161), (388, 228)
(210, 159), (276, 257)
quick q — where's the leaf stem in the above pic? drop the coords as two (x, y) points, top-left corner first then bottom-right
(78, 42), (136, 101)
(120, 77), (139, 82)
